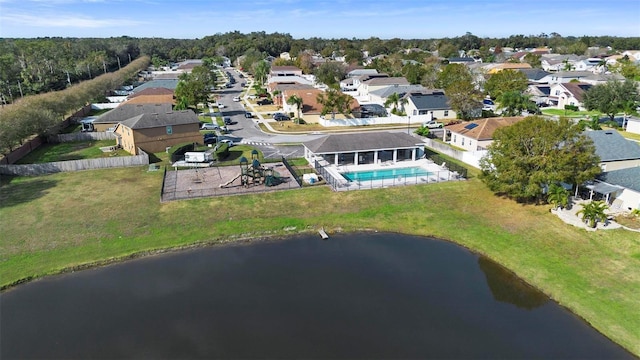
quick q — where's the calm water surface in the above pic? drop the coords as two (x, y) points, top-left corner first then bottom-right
(0, 233), (633, 359)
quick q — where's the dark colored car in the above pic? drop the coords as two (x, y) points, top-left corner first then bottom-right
(257, 99), (273, 105)
(224, 117), (232, 125)
(273, 113), (290, 121)
(244, 112), (253, 118)
(203, 134), (217, 145)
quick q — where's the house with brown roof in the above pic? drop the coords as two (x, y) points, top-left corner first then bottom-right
(549, 82), (592, 110)
(124, 87), (175, 105)
(93, 103), (173, 132)
(446, 117), (525, 151)
(114, 110), (201, 155)
(282, 88), (326, 116)
(485, 63), (532, 74)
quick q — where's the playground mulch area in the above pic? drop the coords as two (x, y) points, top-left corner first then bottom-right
(161, 162), (301, 202)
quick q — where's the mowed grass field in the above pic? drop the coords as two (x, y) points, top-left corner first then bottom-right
(1, 164), (639, 355)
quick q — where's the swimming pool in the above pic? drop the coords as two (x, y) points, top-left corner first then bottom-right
(341, 166), (433, 182)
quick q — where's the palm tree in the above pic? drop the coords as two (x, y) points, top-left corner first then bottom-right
(577, 200), (609, 228)
(286, 94), (303, 123)
(384, 92), (408, 115)
(547, 184), (570, 210)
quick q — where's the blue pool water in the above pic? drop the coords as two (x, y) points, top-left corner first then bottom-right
(342, 166), (433, 182)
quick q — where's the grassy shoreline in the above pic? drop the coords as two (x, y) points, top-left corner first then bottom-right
(1, 166), (639, 356)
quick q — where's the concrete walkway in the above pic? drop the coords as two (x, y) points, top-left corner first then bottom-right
(551, 199), (622, 231)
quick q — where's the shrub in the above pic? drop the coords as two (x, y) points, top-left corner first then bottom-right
(564, 104), (579, 112)
(168, 142), (195, 162)
(215, 143), (230, 160)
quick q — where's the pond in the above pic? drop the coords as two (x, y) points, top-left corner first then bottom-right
(0, 233), (632, 359)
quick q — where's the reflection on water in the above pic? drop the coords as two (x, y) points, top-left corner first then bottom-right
(478, 257), (549, 309)
(0, 233), (633, 359)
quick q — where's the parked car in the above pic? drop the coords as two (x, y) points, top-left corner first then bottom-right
(201, 123), (219, 130)
(423, 120), (444, 129)
(219, 139), (234, 146)
(216, 103), (225, 108)
(233, 96), (240, 102)
(273, 113), (290, 121)
(257, 99), (273, 106)
(224, 117), (232, 125)
(244, 112), (253, 118)
(203, 134), (217, 145)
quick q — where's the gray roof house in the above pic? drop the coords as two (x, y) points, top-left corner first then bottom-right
(93, 103), (173, 131)
(368, 84), (426, 105)
(518, 68), (551, 83)
(584, 130), (640, 171)
(131, 80), (180, 94)
(404, 90), (457, 120)
(595, 167), (640, 211)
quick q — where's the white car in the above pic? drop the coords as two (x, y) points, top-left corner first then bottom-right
(216, 103), (225, 108)
(232, 97), (240, 102)
(219, 139), (234, 146)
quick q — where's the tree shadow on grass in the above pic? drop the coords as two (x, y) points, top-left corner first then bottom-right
(0, 176), (59, 208)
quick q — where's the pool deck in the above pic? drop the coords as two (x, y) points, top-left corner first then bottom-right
(324, 159), (463, 191)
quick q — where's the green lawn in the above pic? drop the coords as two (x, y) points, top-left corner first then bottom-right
(542, 108), (601, 118)
(1, 161), (639, 355)
(15, 140), (127, 164)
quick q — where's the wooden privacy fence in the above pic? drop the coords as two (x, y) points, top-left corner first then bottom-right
(49, 132), (117, 142)
(0, 150), (149, 176)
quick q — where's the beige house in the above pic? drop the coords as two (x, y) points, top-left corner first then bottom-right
(114, 110), (202, 155)
(549, 82), (592, 110)
(446, 117), (524, 151)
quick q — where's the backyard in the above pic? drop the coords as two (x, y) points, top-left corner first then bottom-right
(0, 151), (639, 356)
(15, 140), (127, 164)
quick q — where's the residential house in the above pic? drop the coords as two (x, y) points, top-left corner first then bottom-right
(548, 82), (592, 110)
(518, 68), (552, 84)
(114, 110), (201, 155)
(540, 54), (581, 72)
(596, 167), (640, 211)
(124, 87), (175, 105)
(281, 88), (326, 116)
(484, 63), (532, 75)
(574, 58), (603, 72)
(580, 73), (625, 85)
(547, 71), (592, 84)
(93, 103), (173, 132)
(267, 82), (315, 107)
(404, 90), (457, 121)
(356, 74), (409, 100)
(346, 68), (378, 78)
(525, 84), (552, 105)
(269, 66), (303, 78)
(130, 80), (179, 94)
(368, 84), (425, 106)
(626, 117), (640, 135)
(446, 117), (524, 151)
(448, 57), (476, 64)
(584, 130), (640, 172)
(621, 50), (640, 62)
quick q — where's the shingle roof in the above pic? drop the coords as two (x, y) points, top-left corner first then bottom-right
(94, 103), (173, 124)
(518, 68), (551, 81)
(364, 77), (410, 86)
(128, 87), (175, 98)
(407, 91), (451, 111)
(446, 117), (525, 140)
(270, 66), (302, 73)
(561, 82), (592, 102)
(584, 130), (640, 162)
(119, 110), (200, 130)
(131, 80), (179, 93)
(598, 167), (640, 192)
(303, 132), (421, 154)
(369, 84), (425, 99)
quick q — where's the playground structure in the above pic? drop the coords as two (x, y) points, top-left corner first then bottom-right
(220, 153), (281, 188)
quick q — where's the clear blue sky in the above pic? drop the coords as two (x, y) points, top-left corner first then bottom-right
(1, 0), (639, 39)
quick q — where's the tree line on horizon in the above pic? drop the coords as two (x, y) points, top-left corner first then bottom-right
(2, 31), (640, 101)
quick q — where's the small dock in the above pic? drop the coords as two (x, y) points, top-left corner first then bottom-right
(318, 228), (329, 239)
